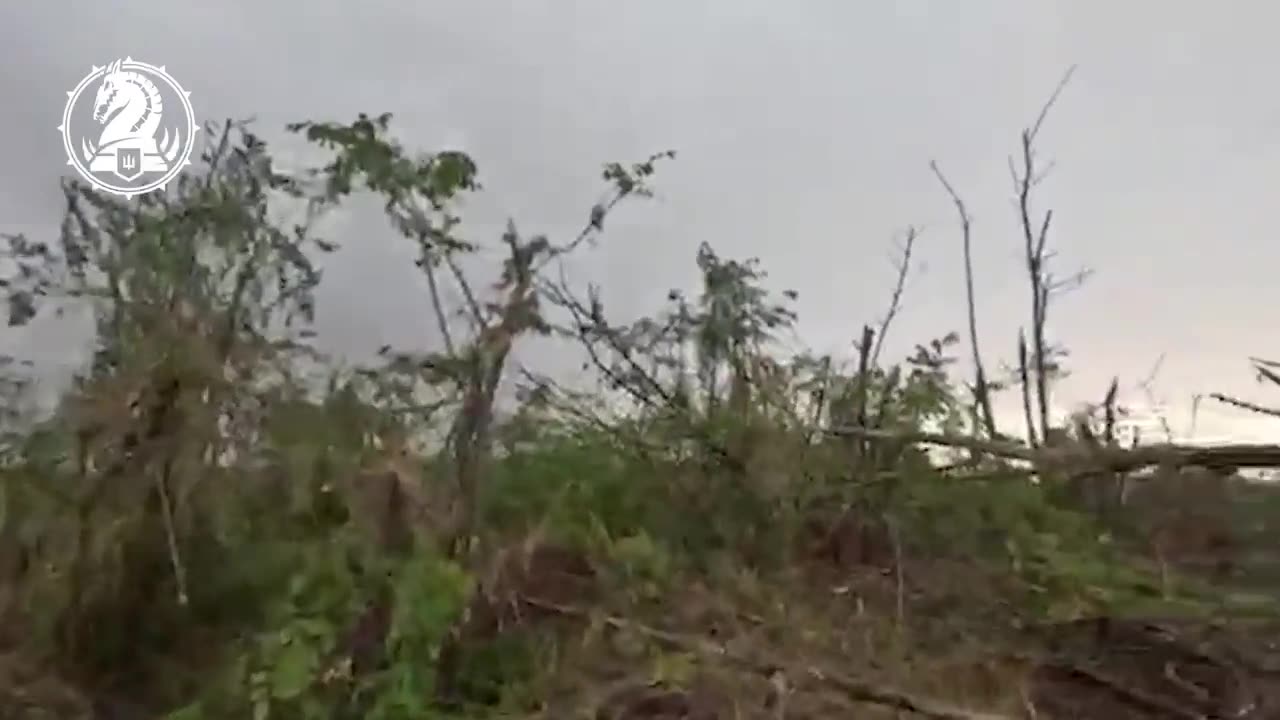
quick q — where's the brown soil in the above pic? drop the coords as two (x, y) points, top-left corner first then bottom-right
(1026, 617), (1280, 719)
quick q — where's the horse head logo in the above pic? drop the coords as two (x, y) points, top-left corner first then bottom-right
(58, 57), (198, 198)
(91, 60), (128, 125)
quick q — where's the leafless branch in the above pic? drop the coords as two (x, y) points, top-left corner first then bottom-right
(1027, 65), (1078, 142)
(1015, 67), (1078, 442)
(931, 161), (996, 437)
(1136, 352), (1176, 443)
(417, 233), (456, 356)
(1208, 392), (1280, 419)
(870, 226), (919, 368)
(1045, 267), (1094, 296)
(542, 274), (755, 476)
(446, 252), (485, 329)
(1189, 394), (1203, 440)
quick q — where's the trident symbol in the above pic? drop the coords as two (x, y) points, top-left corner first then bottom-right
(115, 147), (143, 181)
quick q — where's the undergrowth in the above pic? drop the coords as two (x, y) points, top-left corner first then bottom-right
(0, 108), (1275, 720)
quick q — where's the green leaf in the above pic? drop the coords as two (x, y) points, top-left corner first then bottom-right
(650, 651), (697, 687)
(269, 640), (317, 700)
(163, 703), (204, 720)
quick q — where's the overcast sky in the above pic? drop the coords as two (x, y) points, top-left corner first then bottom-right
(3, 1), (1279, 442)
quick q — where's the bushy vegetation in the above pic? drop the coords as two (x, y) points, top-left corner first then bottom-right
(1, 105), (1278, 719)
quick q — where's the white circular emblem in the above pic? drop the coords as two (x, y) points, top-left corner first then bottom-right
(57, 57), (199, 198)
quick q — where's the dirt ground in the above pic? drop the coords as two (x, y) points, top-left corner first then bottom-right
(1026, 617), (1280, 719)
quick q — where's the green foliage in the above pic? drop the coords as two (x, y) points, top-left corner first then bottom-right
(485, 432), (661, 541)
(0, 109), (1262, 719)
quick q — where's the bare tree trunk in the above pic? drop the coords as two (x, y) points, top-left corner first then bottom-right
(1015, 66), (1075, 442)
(852, 325), (874, 465)
(930, 162), (996, 438)
(1018, 330), (1038, 448)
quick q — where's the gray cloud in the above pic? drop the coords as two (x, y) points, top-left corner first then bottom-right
(3, 0), (1278, 440)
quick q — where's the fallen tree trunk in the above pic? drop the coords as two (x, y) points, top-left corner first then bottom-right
(826, 425), (1280, 474)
